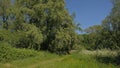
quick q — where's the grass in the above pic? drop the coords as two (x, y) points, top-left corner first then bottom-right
(0, 50), (119, 68)
(80, 49), (118, 56)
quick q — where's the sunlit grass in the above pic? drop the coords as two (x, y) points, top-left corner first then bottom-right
(33, 53), (117, 68)
(0, 50), (118, 68)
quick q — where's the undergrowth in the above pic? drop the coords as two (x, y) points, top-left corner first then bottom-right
(0, 42), (39, 62)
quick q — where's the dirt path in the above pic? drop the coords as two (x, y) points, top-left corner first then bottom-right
(3, 57), (65, 68)
(24, 57), (65, 68)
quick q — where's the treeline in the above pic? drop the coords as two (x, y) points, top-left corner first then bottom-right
(79, 0), (120, 50)
(0, 0), (120, 55)
(0, 0), (78, 54)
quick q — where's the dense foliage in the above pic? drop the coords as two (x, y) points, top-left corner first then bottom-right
(100, 0), (120, 49)
(75, 0), (120, 65)
(79, 0), (120, 50)
(0, 0), (119, 67)
(0, 42), (39, 62)
(0, 0), (77, 54)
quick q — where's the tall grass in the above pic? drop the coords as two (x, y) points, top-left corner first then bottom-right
(0, 51), (118, 68)
(35, 54), (117, 68)
(0, 44), (119, 68)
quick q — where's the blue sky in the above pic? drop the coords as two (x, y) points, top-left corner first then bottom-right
(65, 0), (113, 29)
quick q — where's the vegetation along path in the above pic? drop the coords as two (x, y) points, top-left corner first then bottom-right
(0, 51), (119, 68)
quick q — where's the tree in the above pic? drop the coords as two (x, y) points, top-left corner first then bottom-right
(101, 0), (120, 49)
(11, 0), (77, 54)
(0, 0), (11, 29)
(82, 25), (103, 50)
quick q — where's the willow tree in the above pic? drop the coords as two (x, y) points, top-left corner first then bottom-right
(9, 0), (43, 50)
(39, 0), (77, 54)
(13, 0), (77, 54)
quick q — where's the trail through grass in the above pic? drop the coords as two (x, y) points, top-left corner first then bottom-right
(0, 51), (119, 68)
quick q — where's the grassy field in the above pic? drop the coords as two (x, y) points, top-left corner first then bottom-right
(0, 50), (119, 68)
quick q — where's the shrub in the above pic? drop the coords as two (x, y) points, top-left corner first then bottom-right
(0, 30), (21, 47)
(0, 23), (43, 50)
(15, 23), (43, 50)
(115, 51), (120, 65)
(0, 42), (39, 62)
(49, 29), (76, 55)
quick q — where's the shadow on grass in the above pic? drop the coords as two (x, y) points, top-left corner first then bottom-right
(96, 55), (120, 65)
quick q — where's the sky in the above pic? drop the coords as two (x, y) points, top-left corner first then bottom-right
(65, 0), (113, 29)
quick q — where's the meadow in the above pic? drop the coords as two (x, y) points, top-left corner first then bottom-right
(0, 49), (119, 68)
(0, 0), (120, 68)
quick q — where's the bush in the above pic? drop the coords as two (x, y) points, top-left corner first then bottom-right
(14, 23), (43, 50)
(0, 30), (21, 47)
(115, 51), (120, 65)
(0, 42), (39, 62)
(0, 23), (43, 50)
(95, 50), (120, 65)
(49, 29), (76, 55)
